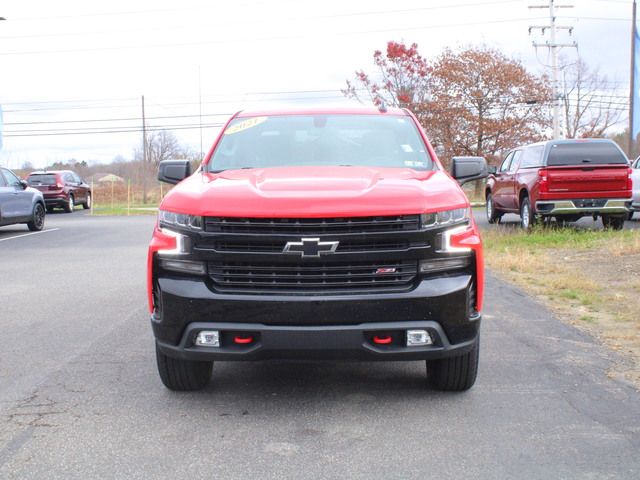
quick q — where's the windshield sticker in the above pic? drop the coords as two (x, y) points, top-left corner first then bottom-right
(224, 117), (268, 135)
(401, 144), (414, 153)
(404, 160), (426, 168)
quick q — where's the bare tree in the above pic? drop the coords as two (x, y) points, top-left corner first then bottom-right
(561, 58), (623, 138)
(134, 129), (190, 203)
(147, 130), (185, 165)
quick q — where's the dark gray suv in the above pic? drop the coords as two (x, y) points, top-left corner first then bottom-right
(0, 167), (46, 231)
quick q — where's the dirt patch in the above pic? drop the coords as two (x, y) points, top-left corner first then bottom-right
(484, 230), (640, 389)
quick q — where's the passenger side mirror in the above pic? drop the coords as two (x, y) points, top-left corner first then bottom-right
(19, 179), (28, 189)
(451, 156), (489, 185)
(158, 160), (192, 185)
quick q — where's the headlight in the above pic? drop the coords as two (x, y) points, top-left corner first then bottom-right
(420, 208), (469, 229)
(158, 209), (203, 230)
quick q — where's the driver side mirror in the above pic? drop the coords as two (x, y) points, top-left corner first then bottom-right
(19, 179), (28, 190)
(158, 160), (192, 185)
(451, 156), (488, 185)
(488, 165), (497, 175)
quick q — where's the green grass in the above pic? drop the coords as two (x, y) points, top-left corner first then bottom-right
(89, 204), (158, 216)
(482, 226), (639, 253)
(557, 288), (594, 306)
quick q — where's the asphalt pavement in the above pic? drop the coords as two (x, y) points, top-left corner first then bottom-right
(1, 212), (639, 479)
(473, 206), (640, 230)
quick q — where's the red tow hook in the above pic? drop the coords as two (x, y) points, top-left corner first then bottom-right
(234, 335), (254, 345)
(372, 335), (393, 345)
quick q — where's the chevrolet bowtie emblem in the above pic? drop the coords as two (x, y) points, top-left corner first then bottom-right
(283, 238), (339, 257)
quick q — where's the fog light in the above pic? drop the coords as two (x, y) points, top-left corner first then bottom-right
(406, 329), (433, 347)
(159, 259), (206, 275)
(420, 256), (470, 273)
(195, 330), (220, 347)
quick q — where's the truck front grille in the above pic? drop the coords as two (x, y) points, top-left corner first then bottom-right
(212, 239), (411, 253)
(208, 260), (418, 294)
(204, 215), (420, 234)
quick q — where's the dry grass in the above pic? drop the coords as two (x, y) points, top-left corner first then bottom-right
(483, 226), (640, 388)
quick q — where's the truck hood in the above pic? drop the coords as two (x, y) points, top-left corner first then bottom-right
(160, 166), (469, 217)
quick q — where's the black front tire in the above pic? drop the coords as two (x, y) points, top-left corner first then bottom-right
(27, 203), (45, 231)
(155, 344), (213, 391)
(602, 215), (625, 230)
(427, 336), (479, 391)
(486, 193), (502, 224)
(520, 197), (536, 230)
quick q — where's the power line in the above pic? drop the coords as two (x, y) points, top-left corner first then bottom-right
(0, 1), (522, 41)
(3, 123), (226, 138)
(3, 112), (234, 126)
(0, 16), (545, 56)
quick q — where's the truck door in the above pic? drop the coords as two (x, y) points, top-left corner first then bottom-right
(503, 150), (522, 210)
(493, 152), (514, 209)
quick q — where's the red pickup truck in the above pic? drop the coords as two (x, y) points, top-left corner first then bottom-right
(485, 139), (632, 229)
(148, 107), (488, 392)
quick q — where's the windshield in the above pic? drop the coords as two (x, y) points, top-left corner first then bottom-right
(27, 174), (57, 185)
(207, 114), (434, 172)
(547, 142), (628, 166)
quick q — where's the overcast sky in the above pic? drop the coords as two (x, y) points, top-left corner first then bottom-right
(0, 0), (633, 169)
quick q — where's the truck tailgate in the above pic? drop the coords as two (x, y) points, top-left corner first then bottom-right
(547, 165), (629, 195)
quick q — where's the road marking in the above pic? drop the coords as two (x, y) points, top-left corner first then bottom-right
(0, 228), (60, 243)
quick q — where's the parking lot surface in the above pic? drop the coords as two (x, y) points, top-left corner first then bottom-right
(473, 208), (640, 230)
(1, 213), (639, 479)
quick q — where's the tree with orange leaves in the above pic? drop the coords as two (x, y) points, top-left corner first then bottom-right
(344, 42), (550, 171)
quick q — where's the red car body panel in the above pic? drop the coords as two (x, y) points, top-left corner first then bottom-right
(159, 168), (469, 218)
(148, 107), (484, 316)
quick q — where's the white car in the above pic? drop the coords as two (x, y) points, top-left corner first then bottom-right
(632, 157), (640, 220)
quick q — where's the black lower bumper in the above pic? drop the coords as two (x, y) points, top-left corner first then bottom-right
(151, 273), (480, 361)
(156, 319), (479, 361)
(44, 197), (69, 207)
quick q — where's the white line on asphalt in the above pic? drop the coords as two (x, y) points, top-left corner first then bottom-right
(0, 228), (60, 243)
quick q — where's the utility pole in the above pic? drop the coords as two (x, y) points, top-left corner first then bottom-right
(529, 1), (577, 139)
(141, 95), (148, 204)
(629, 0), (637, 158)
(141, 95), (148, 164)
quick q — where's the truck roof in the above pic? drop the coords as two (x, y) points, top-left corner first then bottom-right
(235, 105), (409, 118)
(524, 138), (617, 149)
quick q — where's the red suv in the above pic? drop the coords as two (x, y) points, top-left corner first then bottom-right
(148, 107), (488, 392)
(485, 139), (632, 229)
(27, 170), (92, 213)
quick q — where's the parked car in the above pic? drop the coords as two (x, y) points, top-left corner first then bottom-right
(26, 170), (91, 213)
(0, 167), (46, 231)
(485, 139), (632, 230)
(148, 107), (488, 392)
(630, 156), (640, 220)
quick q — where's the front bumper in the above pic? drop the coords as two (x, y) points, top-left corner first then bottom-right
(151, 273), (480, 362)
(535, 198), (631, 216)
(156, 319), (479, 361)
